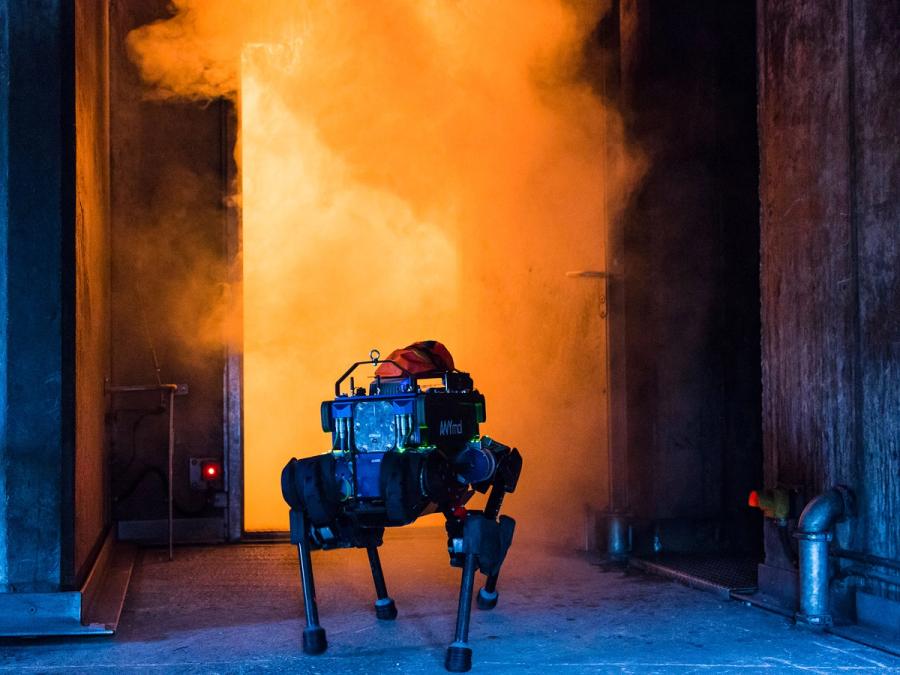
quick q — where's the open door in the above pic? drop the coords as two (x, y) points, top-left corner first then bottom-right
(220, 6), (627, 542)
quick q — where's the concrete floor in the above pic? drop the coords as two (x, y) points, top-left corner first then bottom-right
(1, 528), (897, 673)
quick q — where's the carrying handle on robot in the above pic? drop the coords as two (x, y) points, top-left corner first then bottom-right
(334, 349), (414, 396)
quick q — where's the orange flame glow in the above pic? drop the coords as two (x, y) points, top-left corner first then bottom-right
(128, 0), (640, 542)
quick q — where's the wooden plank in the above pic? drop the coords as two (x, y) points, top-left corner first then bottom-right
(852, 0), (900, 564)
(758, 0), (857, 495)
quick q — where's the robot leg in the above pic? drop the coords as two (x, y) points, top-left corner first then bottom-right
(445, 550), (478, 672)
(293, 509), (328, 655)
(366, 545), (398, 620)
(476, 469), (518, 611)
(476, 572), (500, 611)
(445, 513), (516, 672)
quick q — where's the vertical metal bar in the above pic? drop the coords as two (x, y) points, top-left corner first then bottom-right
(221, 99), (243, 543)
(167, 387), (175, 561)
(797, 536), (831, 624)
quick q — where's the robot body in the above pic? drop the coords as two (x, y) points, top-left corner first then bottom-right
(281, 342), (522, 672)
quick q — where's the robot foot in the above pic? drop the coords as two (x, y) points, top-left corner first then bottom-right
(302, 626), (328, 655)
(374, 597), (398, 620)
(475, 587), (498, 611)
(445, 643), (473, 672)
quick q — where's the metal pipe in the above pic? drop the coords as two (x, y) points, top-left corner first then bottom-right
(832, 548), (900, 573)
(167, 388), (175, 561)
(794, 486), (852, 627)
(107, 382), (184, 561)
(106, 384), (181, 394)
(841, 565), (900, 589)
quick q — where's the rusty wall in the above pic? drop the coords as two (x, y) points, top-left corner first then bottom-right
(759, 0), (900, 575)
(74, 0), (111, 582)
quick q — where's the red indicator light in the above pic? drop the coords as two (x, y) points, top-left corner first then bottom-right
(201, 461), (221, 481)
(748, 490), (759, 508)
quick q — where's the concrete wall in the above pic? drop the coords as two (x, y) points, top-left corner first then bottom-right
(0, 0), (111, 594)
(0, 0), (77, 591)
(758, 0), (900, 597)
(0, 0), (9, 592)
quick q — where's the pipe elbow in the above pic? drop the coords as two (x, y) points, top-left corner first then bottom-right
(797, 486), (852, 535)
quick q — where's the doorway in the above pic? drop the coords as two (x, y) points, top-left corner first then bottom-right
(235, 20), (622, 535)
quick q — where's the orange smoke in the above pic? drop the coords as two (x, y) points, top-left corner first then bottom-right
(128, 0), (639, 542)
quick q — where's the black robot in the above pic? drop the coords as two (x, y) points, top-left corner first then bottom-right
(280, 341), (522, 672)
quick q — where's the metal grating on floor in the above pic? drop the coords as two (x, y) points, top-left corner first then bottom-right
(631, 553), (759, 599)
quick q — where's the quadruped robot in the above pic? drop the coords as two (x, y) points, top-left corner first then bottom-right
(280, 341), (523, 672)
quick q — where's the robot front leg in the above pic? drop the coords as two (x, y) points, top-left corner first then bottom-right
(445, 550), (478, 673)
(366, 545), (398, 620)
(294, 509), (328, 655)
(474, 517), (516, 611)
(444, 511), (517, 673)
